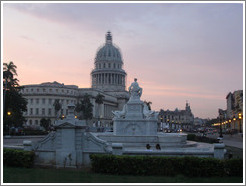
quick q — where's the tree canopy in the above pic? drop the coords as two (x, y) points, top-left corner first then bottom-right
(3, 61), (27, 132)
(76, 94), (93, 120)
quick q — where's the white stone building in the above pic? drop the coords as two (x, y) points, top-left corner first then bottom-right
(21, 32), (130, 127)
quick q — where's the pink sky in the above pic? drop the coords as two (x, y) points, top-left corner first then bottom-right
(2, 2), (244, 119)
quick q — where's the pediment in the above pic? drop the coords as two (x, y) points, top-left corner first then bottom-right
(56, 122), (75, 128)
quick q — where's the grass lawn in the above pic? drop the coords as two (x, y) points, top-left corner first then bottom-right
(3, 167), (243, 183)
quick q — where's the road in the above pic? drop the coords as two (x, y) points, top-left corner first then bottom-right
(193, 132), (243, 149)
(3, 135), (45, 148)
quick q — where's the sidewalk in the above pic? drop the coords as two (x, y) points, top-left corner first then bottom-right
(200, 133), (243, 149)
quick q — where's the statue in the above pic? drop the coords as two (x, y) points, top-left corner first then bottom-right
(128, 78), (142, 99)
(143, 103), (159, 119)
(112, 105), (126, 119)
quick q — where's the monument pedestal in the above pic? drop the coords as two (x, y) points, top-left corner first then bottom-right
(114, 119), (158, 136)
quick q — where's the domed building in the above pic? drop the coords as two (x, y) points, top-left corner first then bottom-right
(21, 32), (130, 128)
(91, 31), (126, 92)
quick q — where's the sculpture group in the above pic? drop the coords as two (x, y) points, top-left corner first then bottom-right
(112, 78), (158, 119)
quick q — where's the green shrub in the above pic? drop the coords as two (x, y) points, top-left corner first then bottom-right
(187, 134), (219, 144)
(224, 159), (243, 177)
(3, 148), (35, 168)
(23, 129), (48, 135)
(90, 154), (242, 177)
(187, 134), (196, 141)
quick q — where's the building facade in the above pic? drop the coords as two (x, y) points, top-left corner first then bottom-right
(225, 90), (243, 133)
(21, 32), (130, 128)
(159, 101), (194, 131)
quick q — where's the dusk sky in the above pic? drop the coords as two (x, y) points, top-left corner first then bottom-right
(2, 2), (244, 119)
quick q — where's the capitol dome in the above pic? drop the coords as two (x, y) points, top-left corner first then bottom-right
(91, 31), (126, 92)
(95, 32), (122, 62)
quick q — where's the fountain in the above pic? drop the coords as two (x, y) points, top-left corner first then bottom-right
(25, 79), (226, 168)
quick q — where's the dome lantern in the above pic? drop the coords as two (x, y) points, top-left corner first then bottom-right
(106, 31), (112, 44)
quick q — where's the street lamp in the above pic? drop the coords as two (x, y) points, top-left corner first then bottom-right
(7, 111), (12, 135)
(239, 113), (242, 133)
(219, 116), (223, 138)
(160, 116), (163, 132)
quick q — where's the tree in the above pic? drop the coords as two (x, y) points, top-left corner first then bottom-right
(76, 94), (93, 121)
(40, 118), (50, 131)
(95, 93), (104, 120)
(53, 99), (62, 119)
(144, 100), (152, 110)
(3, 61), (27, 133)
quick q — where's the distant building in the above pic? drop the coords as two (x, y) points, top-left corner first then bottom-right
(21, 32), (130, 128)
(159, 101), (194, 130)
(225, 90), (243, 132)
(193, 117), (206, 127)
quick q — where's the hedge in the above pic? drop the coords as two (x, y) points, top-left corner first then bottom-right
(3, 148), (35, 168)
(90, 154), (243, 177)
(187, 134), (219, 144)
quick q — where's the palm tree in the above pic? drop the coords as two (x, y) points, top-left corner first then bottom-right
(3, 61), (19, 113)
(75, 94), (93, 122)
(53, 99), (62, 119)
(95, 93), (104, 125)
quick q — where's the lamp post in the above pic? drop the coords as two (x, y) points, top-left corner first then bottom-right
(233, 117), (236, 131)
(7, 111), (12, 135)
(160, 116), (163, 132)
(219, 116), (223, 138)
(239, 113), (242, 133)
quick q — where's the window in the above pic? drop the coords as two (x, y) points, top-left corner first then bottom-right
(61, 109), (63, 115)
(36, 99), (39, 104)
(35, 120), (38, 125)
(61, 99), (64, 104)
(113, 63), (116, 68)
(48, 108), (52, 115)
(49, 99), (52, 104)
(49, 89), (52, 92)
(99, 64), (101, 69)
(31, 89), (33, 92)
(42, 108), (45, 115)
(43, 88), (46, 92)
(66, 109), (68, 115)
(56, 89), (58, 93)
(36, 108), (39, 115)
(30, 99), (33, 104)
(108, 63), (111, 68)
(37, 88), (39, 92)
(62, 89), (64, 93)
(67, 90), (69, 94)
(103, 63), (106, 68)
(26, 89), (29, 92)
(29, 120), (32, 125)
(30, 108), (33, 115)
(67, 100), (69, 104)
(42, 98), (45, 104)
